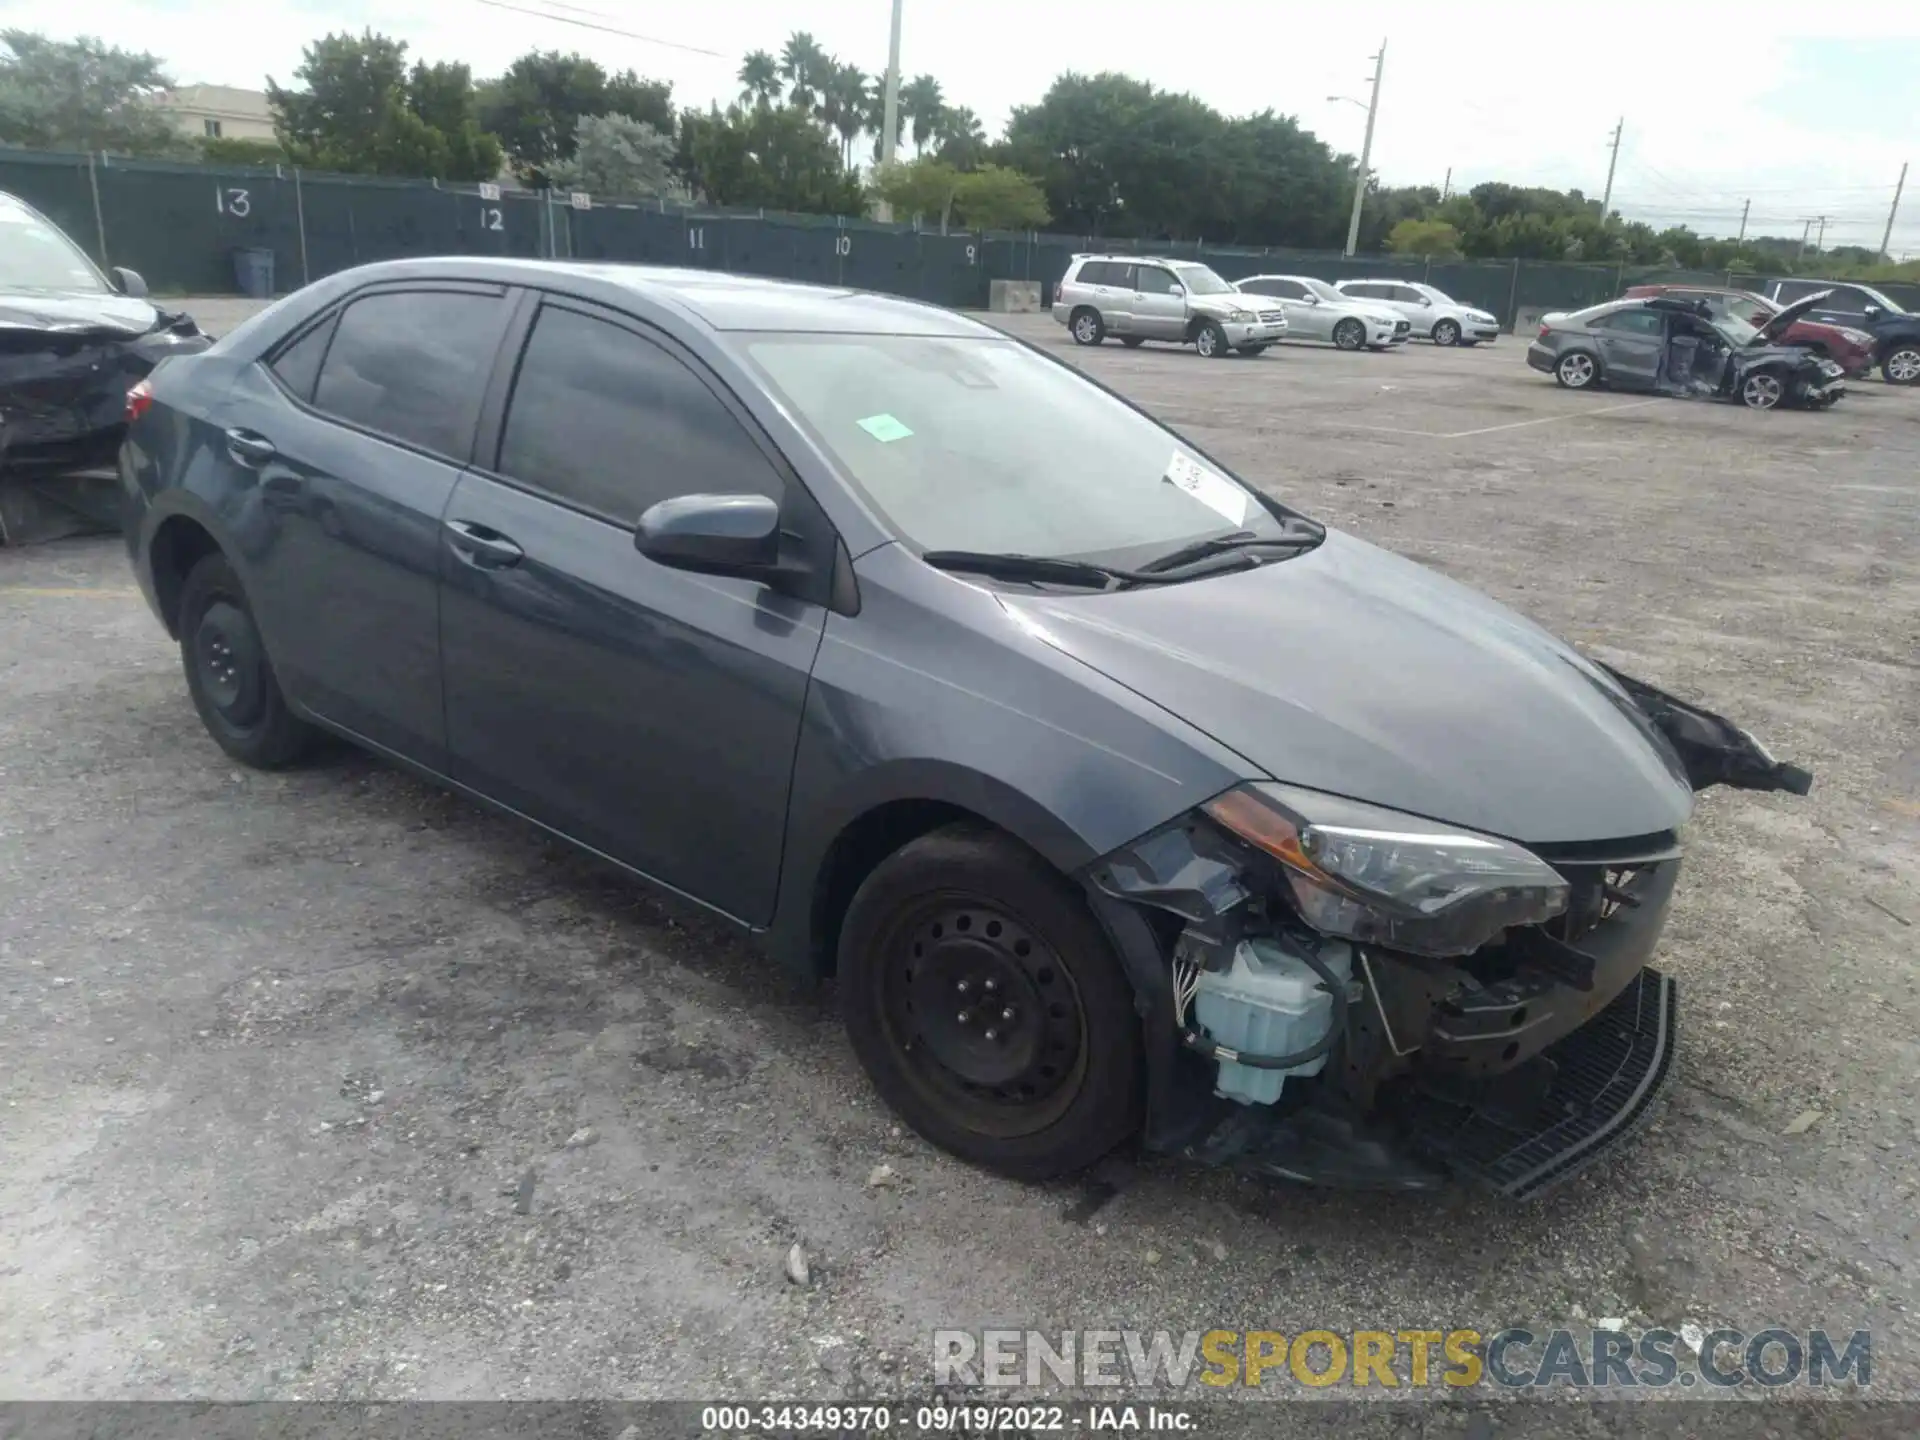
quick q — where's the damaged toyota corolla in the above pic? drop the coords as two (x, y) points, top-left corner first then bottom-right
(124, 262), (1813, 1202)
(1, 189), (209, 480)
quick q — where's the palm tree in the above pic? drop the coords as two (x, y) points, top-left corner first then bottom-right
(827, 64), (869, 168)
(778, 31), (830, 114)
(737, 50), (778, 109)
(901, 74), (945, 156)
(934, 105), (986, 168)
(864, 84), (901, 164)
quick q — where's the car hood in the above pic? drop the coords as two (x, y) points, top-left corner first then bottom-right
(1194, 292), (1282, 317)
(1754, 290), (1830, 343)
(0, 289), (169, 337)
(1003, 530), (1695, 845)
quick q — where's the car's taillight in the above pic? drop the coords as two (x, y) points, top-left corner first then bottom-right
(126, 378), (153, 425)
(1537, 323), (1551, 339)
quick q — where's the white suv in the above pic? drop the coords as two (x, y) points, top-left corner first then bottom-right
(1051, 255), (1288, 358)
(1336, 280), (1501, 346)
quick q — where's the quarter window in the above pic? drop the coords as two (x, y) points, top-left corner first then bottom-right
(496, 304), (782, 524)
(309, 290), (506, 457)
(267, 318), (334, 402)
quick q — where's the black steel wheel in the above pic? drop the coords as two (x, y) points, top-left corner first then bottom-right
(837, 825), (1142, 1179)
(177, 553), (317, 768)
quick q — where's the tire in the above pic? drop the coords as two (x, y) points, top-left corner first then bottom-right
(1884, 344), (1920, 385)
(1193, 321), (1230, 359)
(1740, 370), (1785, 410)
(1236, 343), (1269, 356)
(1555, 350), (1598, 389)
(837, 824), (1143, 1181)
(1120, 336), (1146, 348)
(1432, 318), (1462, 347)
(1069, 308), (1105, 346)
(177, 552), (317, 769)
(1332, 318), (1366, 351)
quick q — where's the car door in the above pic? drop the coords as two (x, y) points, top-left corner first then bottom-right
(216, 283), (513, 770)
(1341, 282), (1396, 324)
(1392, 284), (1435, 325)
(1252, 278), (1325, 339)
(1130, 264), (1188, 338)
(437, 295), (828, 924)
(1078, 261), (1134, 333)
(1799, 285), (1873, 329)
(1589, 308), (1666, 389)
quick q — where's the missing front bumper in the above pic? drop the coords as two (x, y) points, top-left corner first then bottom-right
(1387, 966), (1676, 1199)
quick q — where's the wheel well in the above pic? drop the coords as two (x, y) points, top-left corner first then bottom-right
(1070, 305), (1099, 323)
(809, 799), (990, 977)
(149, 515), (222, 637)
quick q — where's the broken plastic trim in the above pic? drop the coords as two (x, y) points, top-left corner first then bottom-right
(1602, 666), (1814, 796)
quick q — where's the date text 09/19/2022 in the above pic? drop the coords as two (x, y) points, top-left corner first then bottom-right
(699, 1403), (1196, 1433)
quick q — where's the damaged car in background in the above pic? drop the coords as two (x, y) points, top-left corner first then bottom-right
(123, 260), (1812, 1202)
(0, 189), (209, 544)
(1527, 293), (1845, 410)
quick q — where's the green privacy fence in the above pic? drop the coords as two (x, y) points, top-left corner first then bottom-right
(5, 148), (1916, 327)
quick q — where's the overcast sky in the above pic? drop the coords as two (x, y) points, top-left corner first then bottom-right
(15, 0), (1920, 253)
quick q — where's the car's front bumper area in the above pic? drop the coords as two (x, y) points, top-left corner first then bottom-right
(1220, 315), (1287, 345)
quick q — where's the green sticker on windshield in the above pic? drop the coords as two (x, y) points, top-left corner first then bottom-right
(857, 413), (914, 443)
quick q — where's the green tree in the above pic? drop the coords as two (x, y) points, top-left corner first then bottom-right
(478, 51), (671, 184)
(933, 105), (987, 169)
(270, 31), (499, 180)
(824, 63), (868, 167)
(778, 32), (829, 113)
(952, 164), (1048, 230)
(680, 101), (863, 215)
(1386, 217), (1461, 257)
(737, 50), (778, 108)
(0, 29), (181, 155)
(549, 114), (683, 200)
(198, 135), (288, 166)
(871, 156), (961, 227)
(901, 73), (944, 154)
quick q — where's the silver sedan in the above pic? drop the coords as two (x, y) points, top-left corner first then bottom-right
(1232, 275), (1409, 350)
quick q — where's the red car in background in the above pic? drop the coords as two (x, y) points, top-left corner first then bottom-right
(1621, 284), (1878, 376)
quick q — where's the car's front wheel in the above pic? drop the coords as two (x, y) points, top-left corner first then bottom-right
(1193, 321), (1230, 359)
(1884, 344), (1920, 385)
(177, 552), (317, 768)
(1332, 318), (1366, 351)
(1740, 371), (1785, 410)
(1555, 350), (1599, 389)
(837, 825), (1143, 1181)
(1069, 309), (1105, 346)
(1432, 318), (1462, 346)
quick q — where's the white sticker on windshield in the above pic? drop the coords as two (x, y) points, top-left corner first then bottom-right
(1164, 451), (1249, 526)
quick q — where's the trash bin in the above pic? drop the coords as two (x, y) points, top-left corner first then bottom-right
(231, 247), (275, 300)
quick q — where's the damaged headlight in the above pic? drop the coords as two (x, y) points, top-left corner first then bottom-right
(1203, 783), (1568, 958)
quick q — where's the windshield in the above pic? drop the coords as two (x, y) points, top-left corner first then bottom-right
(1172, 264), (1233, 296)
(1713, 314), (1760, 346)
(0, 194), (109, 293)
(1716, 294), (1770, 325)
(742, 333), (1302, 565)
(1303, 279), (1344, 303)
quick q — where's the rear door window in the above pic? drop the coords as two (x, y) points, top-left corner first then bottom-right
(1078, 261), (1128, 287)
(1595, 309), (1665, 335)
(1344, 283), (1386, 300)
(495, 303), (783, 526)
(310, 289), (508, 459)
(1392, 285), (1428, 304)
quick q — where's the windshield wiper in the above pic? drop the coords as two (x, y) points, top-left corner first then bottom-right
(921, 550), (1160, 589)
(1136, 523), (1326, 575)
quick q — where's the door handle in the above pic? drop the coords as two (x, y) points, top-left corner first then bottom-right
(444, 518), (524, 570)
(225, 428), (277, 466)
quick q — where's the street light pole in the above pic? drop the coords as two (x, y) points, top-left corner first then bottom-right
(873, 0), (904, 221)
(1342, 39), (1386, 258)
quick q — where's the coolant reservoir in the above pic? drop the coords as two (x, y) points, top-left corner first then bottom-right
(1192, 936), (1352, 1106)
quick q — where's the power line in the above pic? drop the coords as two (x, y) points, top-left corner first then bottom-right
(465, 0), (729, 58)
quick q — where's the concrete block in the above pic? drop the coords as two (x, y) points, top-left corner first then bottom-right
(989, 279), (1042, 313)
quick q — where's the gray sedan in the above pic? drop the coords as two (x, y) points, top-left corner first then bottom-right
(122, 260), (1809, 1197)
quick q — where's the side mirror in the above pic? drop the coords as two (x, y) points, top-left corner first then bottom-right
(1419, 296), (1433, 306)
(110, 266), (149, 298)
(635, 492), (781, 578)
(1864, 305), (1883, 320)
(1168, 284), (1185, 297)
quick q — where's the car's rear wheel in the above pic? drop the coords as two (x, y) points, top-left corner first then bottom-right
(1555, 351), (1598, 388)
(1193, 321), (1230, 359)
(1332, 318), (1366, 351)
(1741, 371), (1785, 410)
(837, 824), (1143, 1181)
(1070, 309), (1105, 346)
(177, 553), (317, 768)
(1120, 336), (1146, 348)
(1884, 344), (1920, 385)
(1432, 318), (1462, 346)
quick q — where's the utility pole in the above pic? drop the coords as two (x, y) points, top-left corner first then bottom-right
(874, 0), (904, 220)
(1882, 162), (1909, 262)
(1814, 214), (1829, 253)
(1736, 198), (1750, 244)
(1600, 118), (1623, 217)
(1796, 217), (1814, 260)
(1341, 38), (1386, 258)
(1441, 166), (1451, 202)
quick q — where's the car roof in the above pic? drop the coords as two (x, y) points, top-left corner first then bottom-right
(290, 256), (994, 337)
(1072, 253), (1193, 267)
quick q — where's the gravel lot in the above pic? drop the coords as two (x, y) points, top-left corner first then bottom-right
(3, 296), (1918, 1427)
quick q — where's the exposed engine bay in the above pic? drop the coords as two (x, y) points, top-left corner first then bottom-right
(1085, 670), (1812, 1199)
